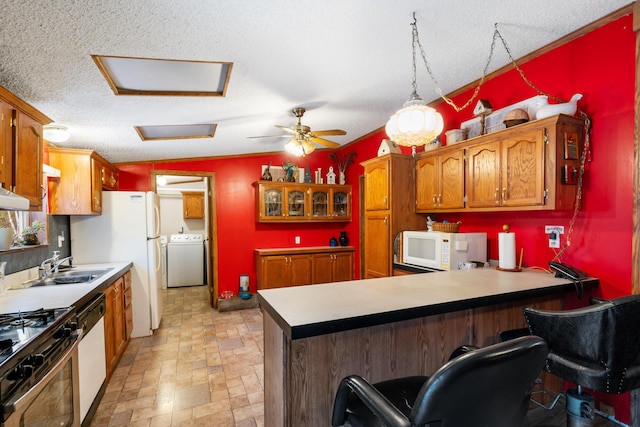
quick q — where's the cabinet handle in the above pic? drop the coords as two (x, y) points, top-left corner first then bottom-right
(383, 217), (387, 226)
(502, 188), (507, 202)
(383, 196), (387, 205)
(432, 194), (437, 207)
(494, 188), (500, 204)
(438, 194), (442, 206)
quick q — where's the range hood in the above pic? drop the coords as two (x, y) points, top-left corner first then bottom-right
(0, 187), (29, 211)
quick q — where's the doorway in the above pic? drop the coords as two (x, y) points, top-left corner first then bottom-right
(151, 170), (218, 307)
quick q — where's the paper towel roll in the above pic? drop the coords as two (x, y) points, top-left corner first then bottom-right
(498, 232), (516, 269)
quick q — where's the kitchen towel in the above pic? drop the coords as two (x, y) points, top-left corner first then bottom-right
(498, 232), (516, 269)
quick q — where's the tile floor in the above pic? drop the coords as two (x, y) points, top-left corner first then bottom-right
(89, 285), (621, 427)
(90, 286), (264, 426)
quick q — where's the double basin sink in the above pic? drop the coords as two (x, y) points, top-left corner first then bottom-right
(22, 267), (113, 288)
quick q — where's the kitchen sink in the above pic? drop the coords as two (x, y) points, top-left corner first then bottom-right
(20, 268), (114, 287)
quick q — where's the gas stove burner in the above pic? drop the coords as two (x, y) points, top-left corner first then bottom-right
(8, 318), (37, 328)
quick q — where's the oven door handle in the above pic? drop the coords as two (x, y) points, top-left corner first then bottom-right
(3, 338), (80, 425)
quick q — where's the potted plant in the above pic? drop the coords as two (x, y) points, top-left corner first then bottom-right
(19, 220), (44, 245)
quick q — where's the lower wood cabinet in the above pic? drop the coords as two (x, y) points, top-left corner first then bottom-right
(104, 270), (131, 378)
(255, 246), (354, 289)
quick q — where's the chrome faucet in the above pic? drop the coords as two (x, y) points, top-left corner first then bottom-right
(39, 253), (73, 279)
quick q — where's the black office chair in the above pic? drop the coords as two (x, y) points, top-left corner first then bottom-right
(524, 294), (640, 426)
(331, 336), (548, 427)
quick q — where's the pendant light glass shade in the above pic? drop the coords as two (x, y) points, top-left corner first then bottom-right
(385, 92), (443, 148)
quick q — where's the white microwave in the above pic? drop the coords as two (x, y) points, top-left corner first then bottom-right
(402, 231), (487, 271)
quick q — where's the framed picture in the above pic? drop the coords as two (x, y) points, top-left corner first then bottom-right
(261, 165), (304, 183)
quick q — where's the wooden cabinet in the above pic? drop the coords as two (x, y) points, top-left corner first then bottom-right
(47, 147), (120, 215)
(362, 154), (424, 279)
(0, 87), (50, 211)
(311, 250), (354, 284)
(182, 191), (205, 219)
(104, 275), (126, 377)
(253, 181), (351, 222)
(255, 246), (354, 289)
(414, 114), (584, 213)
(416, 150), (465, 211)
(123, 271), (133, 340)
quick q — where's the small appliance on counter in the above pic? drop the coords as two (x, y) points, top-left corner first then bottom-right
(401, 231), (487, 271)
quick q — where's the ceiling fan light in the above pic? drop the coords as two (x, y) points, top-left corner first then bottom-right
(301, 140), (316, 155)
(284, 139), (304, 156)
(43, 124), (71, 143)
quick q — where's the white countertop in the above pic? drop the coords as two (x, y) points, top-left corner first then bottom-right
(257, 268), (595, 339)
(0, 262), (132, 312)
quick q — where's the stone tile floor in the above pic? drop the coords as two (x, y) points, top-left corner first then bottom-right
(90, 285), (264, 426)
(89, 285), (622, 427)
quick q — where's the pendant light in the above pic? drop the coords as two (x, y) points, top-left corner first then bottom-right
(385, 14), (443, 155)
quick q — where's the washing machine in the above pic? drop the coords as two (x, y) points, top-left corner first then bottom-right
(167, 234), (204, 287)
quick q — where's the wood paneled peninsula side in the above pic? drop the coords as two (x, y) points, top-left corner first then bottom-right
(257, 268), (598, 427)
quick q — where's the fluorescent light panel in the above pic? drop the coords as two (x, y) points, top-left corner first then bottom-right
(135, 124), (216, 141)
(92, 55), (232, 96)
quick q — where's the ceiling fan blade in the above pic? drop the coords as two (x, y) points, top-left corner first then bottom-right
(310, 129), (346, 137)
(275, 125), (298, 135)
(310, 136), (340, 148)
(247, 134), (290, 139)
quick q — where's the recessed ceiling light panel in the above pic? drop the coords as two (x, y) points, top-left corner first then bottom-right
(135, 124), (217, 141)
(92, 55), (232, 96)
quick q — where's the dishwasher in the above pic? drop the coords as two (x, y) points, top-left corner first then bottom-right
(77, 293), (107, 425)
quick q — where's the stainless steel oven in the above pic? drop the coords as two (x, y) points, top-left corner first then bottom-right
(0, 307), (80, 427)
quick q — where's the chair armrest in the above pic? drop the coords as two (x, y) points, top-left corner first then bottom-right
(332, 375), (411, 427)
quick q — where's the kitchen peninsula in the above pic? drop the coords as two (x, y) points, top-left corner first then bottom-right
(257, 268), (598, 426)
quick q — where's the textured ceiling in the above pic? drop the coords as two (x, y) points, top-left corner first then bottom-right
(0, 1), (631, 163)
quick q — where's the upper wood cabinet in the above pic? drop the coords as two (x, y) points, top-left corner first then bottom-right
(182, 191), (205, 219)
(416, 150), (465, 211)
(0, 86), (51, 211)
(414, 114), (584, 213)
(47, 147), (119, 215)
(253, 181), (351, 222)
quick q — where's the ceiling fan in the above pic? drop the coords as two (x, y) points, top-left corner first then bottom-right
(249, 107), (346, 156)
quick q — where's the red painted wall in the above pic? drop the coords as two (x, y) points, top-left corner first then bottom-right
(119, 13), (634, 420)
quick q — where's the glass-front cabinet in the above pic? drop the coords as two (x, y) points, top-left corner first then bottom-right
(254, 182), (351, 222)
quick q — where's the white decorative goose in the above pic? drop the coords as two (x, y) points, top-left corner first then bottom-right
(535, 93), (582, 120)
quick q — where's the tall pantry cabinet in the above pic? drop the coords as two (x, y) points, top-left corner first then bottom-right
(361, 154), (424, 278)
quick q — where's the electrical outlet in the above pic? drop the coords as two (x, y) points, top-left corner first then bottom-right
(295, 236), (300, 245)
(599, 402), (614, 417)
(545, 225), (563, 248)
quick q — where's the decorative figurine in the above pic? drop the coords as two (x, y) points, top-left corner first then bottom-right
(282, 162), (298, 182)
(304, 165), (313, 183)
(261, 162), (273, 181)
(326, 166), (336, 185)
(315, 168), (323, 184)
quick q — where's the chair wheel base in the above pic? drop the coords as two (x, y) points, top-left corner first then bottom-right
(566, 388), (594, 427)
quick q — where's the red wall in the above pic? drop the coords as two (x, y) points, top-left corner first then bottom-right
(119, 13), (634, 420)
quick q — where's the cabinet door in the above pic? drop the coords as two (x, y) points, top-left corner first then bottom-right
(331, 187), (351, 220)
(0, 101), (10, 188)
(333, 251), (354, 282)
(311, 253), (334, 284)
(13, 111), (42, 210)
(260, 255), (290, 289)
(467, 141), (501, 208)
(289, 254), (312, 286)
(364, 212), (391, 278)
(286, 187), (307, 219)
(501, 129), (545, 207)
(90, 158), (103, 213)
(364, 159), (390, 211)
(183, 192), (204, 219)
(104, 284), (116, 373)
(310, 189), (329, 219)
(112, 277), (126, 358)
(259, 185), (285, 221)
(416, 156), (438, 211)
(438, 151), (465, 209)
(123, 271), (133, 340)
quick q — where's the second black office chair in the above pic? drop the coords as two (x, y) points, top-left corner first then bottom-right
(331, 336), (548, 427)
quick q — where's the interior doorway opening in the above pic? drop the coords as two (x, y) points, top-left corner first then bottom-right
(151, 170), (218, 307)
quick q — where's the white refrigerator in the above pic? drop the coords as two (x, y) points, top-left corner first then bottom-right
(70, 191), (163, 338)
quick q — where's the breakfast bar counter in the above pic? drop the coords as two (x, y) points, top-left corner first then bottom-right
(257, 268), (598, 427)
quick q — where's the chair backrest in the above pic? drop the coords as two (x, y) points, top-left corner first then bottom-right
(525, 294), (640, 393)
(410, 336), (548, 427)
